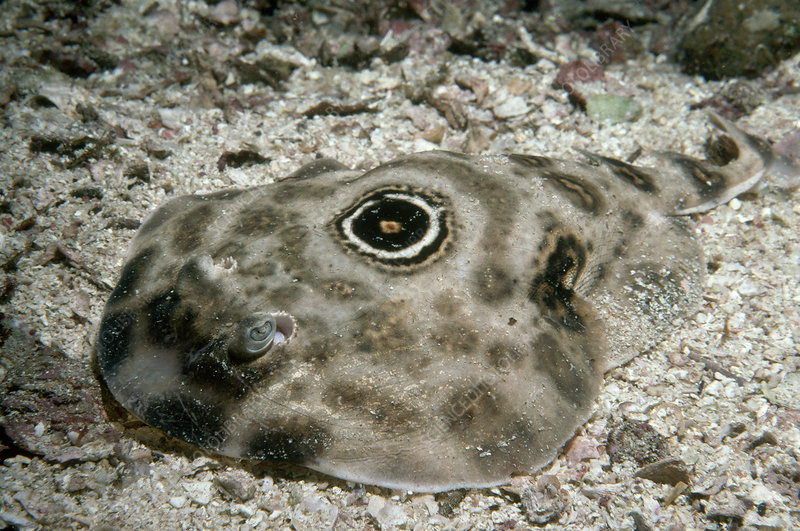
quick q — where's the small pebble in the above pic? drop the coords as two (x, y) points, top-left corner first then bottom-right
(737, 279), (760, 296)
(234, 503), (255, 518)
(493, 96), (529, 118)
(169, 496), (187, 508)
(184, 480), (214, 506)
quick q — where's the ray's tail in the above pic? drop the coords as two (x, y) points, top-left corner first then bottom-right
(664, 113), (800, 215)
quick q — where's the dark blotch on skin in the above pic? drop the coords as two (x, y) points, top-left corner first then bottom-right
(300, 336), (333, 365)
(440, 381), (500, 432)
(173, 203), (215, 252)
(96, 311), (136, 375)
(235, 204), (280, 237)
(141, 288), (274, 395)
(144, 394), (228, 449)
(487, 342), (524, 372)
(529, 234), (588, 331)
(240, 262), (280, 280)
(322, 279), (362, 299)
(246, 421), (330, 463)
(273, 181), (336, 202)
(143, 291), (269, 398)
(137, 206), (174, 236)
(287, 380), (307, 402)
(509, 153), (554, 169)
(272, 225), (310, 272)
(351, 304), (416, 355)
(145, 289), (183, 344)
(211, 240), (245, 261)
(265, 284), (304, 306)
(671, 157), (726, 201)
(433, 294), (459, 317)
(107, 247), (155, 305)
(322, 382), (418, 426)
(533, 333), (595, 408)
(541, 172), (604, 214)
(623, 210), (645, 229)
(286, 158), (349, 180)
(201, 189), (247, 201)
(537, 211), (561, 235)
(402, 354), (433, 379)
(474, 264), (515, 303)
(182, 339), (259, 399)
(600, 156), (658, 193)
(430, 327), (481, 355)
(440, 151), (470, 161)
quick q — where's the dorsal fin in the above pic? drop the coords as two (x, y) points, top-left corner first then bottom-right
(574, 150), (660, 194)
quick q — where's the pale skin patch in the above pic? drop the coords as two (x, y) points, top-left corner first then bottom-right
(96, 114), (798, 492)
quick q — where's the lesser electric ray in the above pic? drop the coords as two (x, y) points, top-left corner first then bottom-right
(96, 115), (798, 492)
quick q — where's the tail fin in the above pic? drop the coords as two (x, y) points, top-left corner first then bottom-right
(659, 113), (800, 215)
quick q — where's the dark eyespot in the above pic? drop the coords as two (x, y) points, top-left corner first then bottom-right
(334, 189), (449, 266)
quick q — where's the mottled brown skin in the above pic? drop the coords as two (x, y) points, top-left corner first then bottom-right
(97, 115), (796, 491)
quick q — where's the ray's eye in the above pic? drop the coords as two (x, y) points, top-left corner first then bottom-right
(250, 320), (274, 343)
(231, 312), (276, 362)
(335, 189), (449, 266)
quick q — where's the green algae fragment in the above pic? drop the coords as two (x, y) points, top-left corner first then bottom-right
(586, 94), (641, 123)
